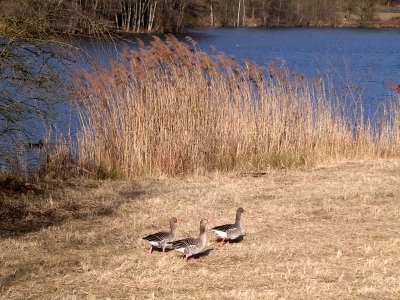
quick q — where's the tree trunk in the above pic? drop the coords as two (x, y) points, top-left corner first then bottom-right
(242, 0), (246, 26)
(94, 0), (99, 19)
(210, 0), (214, 26)
(148, 0), (158, 31)
(237, 0), (241, 26)
(126, 1), (132, 31)
(133, 0), (139, 32)
(277, 0), (282, 26)
(115, 12), (119, 30)
(176, 0), (186, 31)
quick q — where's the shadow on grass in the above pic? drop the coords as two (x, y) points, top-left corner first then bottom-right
(175, 248), (214, 261)
(0, 178), (145, 239)
(149, 247), (176, 253)
(213, 235), (245, 245)
(0, 265), (34, 294)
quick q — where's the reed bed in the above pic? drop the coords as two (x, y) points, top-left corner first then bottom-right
(75, 35), (400, 179)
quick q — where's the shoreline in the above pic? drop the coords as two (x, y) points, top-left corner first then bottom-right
(2, 11), (400, 37)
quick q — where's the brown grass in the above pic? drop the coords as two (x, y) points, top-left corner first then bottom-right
(1, 158), (400, 299)
(74, 35), (400, 180)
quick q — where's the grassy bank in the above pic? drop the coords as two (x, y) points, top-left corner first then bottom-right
(1, 159), (400, 299)
(75, 35), (400, 180)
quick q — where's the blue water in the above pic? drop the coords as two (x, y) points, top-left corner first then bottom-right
(181, 28), (400, 111)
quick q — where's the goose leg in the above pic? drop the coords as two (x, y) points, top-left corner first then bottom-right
(184, 256), (196, 262)
(219, 238), (227, 246)
(148, 246), (153, 254)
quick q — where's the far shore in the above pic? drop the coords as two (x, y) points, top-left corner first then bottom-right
(209, 11), (400, 29)
(2, 11), (400, 38)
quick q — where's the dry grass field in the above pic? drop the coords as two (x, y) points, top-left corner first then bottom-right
(1, 158), (400, 299)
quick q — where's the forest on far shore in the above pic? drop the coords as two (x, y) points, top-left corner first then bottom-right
(1, 0), (400, 35)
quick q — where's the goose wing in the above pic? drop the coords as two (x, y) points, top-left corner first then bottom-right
(212, 224), (241, 239)
(171, 237), (203, 255)
(142, 231), (172, 246)
(212, 223), (237, 232)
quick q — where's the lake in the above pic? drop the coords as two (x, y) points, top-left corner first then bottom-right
(2, 27), (400, 173)
(183, 28), (400, 114)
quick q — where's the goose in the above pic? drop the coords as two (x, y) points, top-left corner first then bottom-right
(141, 217), (180, 253)
(211, 207), (245, 246)
(171, 218), (212, 262)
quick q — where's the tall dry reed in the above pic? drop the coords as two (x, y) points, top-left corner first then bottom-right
(74, 35), (400, 179)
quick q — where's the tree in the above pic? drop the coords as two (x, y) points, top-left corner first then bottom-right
(301, 0), (336, 26)
(1, 2), (64, 142)
(344, 0), (377, 25)
(0, 0), (109, 175)
(356, 0), (378, 24)
(267, 0), (296, 26)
